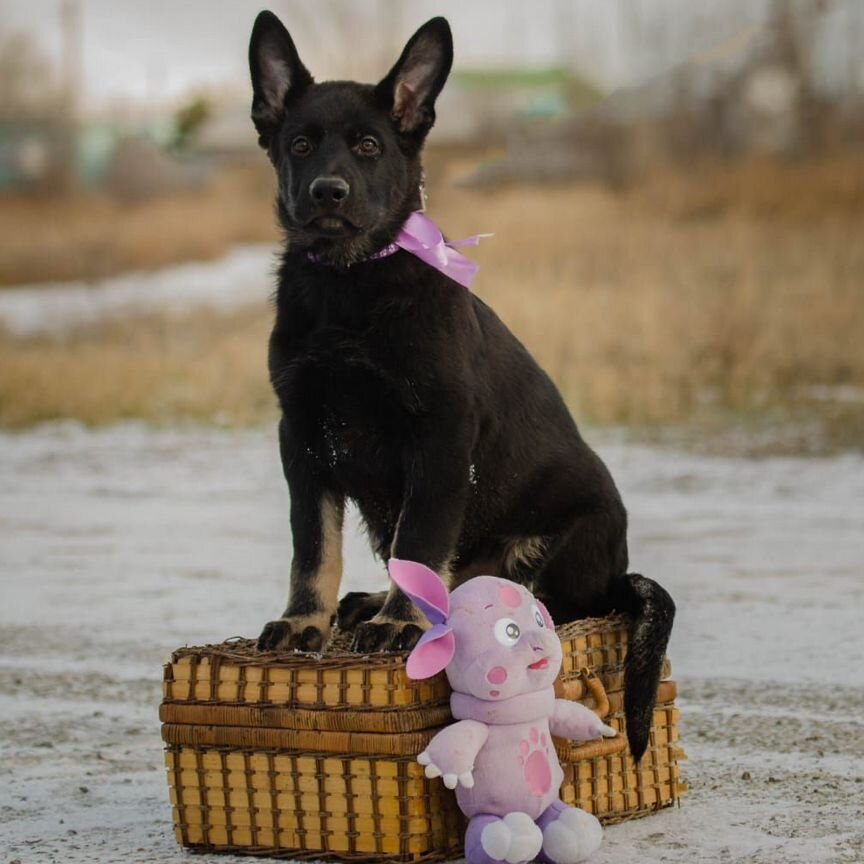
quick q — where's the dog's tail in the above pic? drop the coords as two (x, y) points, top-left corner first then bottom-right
(619, 572), (676, 762)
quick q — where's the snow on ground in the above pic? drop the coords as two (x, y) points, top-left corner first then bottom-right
(0, 245), (277, 336)
(1, 422), (862, 864)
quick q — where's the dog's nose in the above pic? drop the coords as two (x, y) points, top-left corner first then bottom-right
(309, 176), (350, 207)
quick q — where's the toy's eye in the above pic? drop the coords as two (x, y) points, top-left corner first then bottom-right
(291, 136), (311, 156)
(493, 617), (521, 647)
(531, 604), (546, 628)
(357, 135), (380, 156)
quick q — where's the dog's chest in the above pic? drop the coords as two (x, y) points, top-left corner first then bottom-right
(272, 318), (419, 487)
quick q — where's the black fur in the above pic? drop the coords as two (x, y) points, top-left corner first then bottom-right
(249, 11), (674, 760)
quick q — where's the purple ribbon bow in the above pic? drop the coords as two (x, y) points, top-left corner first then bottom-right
(394, 211), (491, 289)
(308, 211), (491, 289)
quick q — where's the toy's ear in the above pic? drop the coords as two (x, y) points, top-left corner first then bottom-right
(405, 625), (456, 679)
(388, 559), (450, 625)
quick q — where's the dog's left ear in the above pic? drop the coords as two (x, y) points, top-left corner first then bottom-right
(376, 17), (453, 138)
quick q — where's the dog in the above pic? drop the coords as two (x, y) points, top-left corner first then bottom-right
(248, 11), (675, 760)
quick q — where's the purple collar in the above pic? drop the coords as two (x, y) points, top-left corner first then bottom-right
(307, 211), (491, 289)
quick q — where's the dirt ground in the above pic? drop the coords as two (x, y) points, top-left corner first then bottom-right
(1, 423), (862, 864)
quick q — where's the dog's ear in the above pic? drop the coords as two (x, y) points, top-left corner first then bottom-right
(375, 17), (453, 138)
(249, 10), (313, 149)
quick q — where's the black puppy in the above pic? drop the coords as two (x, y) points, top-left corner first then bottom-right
(249, 12), (674, 760)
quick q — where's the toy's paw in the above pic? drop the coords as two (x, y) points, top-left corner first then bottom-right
(257, 614), (330, 652)
(599, 723), (617, 738)
(481, 812), (543, 864)
(418, 750), (474, 789)
(541, 807), (602, 864)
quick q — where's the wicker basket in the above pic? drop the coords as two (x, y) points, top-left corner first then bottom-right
(161, 615), (686, 860)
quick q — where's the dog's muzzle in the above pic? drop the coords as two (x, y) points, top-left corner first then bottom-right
(309, 176), (350, 209)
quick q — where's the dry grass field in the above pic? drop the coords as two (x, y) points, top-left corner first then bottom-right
(0, 161), (280, 286)
(1, 150), (862, 450)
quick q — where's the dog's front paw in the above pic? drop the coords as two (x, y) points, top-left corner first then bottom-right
(351, 619), (423, 653)
(257, 615), (330, 652)
(337, 590), (387, 632)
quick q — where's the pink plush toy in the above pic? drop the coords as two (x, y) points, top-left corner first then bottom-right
(389, 559), (617, 864)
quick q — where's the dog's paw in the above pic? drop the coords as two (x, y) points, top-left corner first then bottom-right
(337, 590), (387, 632)
(351, 619), (423, 653)
(256, 615), (330, 652)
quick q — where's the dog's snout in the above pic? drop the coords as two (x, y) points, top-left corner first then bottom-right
(309, 176), (350, 207)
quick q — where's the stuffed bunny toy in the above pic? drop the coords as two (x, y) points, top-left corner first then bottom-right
(389, 559), (617, 864)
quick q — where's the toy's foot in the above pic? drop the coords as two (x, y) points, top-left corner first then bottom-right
(466, 812), (543, 864)
(536, 801), (603, 864)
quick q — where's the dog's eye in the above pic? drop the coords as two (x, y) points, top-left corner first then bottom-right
(493, 617), (521, 647)
(357, 136), (381, 157)
(290, 136), (311, 156)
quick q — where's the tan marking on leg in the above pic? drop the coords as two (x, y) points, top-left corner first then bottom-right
(282, 494), (343, 639)
(503, 536), (548, 576)
(437, 558), (456, 589)
(313, 493), (344, 619)
(273, 610), (334, 634)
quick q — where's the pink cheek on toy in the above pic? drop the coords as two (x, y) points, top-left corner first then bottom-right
(486, 666), (508, 685)
(499, 585), (522, 608)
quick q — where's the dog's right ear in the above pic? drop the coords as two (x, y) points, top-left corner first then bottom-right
(249, 11), (313, 149)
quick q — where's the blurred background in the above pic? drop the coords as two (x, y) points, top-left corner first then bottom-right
(0, 0), (863, 448)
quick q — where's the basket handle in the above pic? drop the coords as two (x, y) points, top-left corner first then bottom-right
(553, 667), (627, 758)
(580, 668), (610, 720)
(554, 667), (611, 718)
(568, 733), (627, 759)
